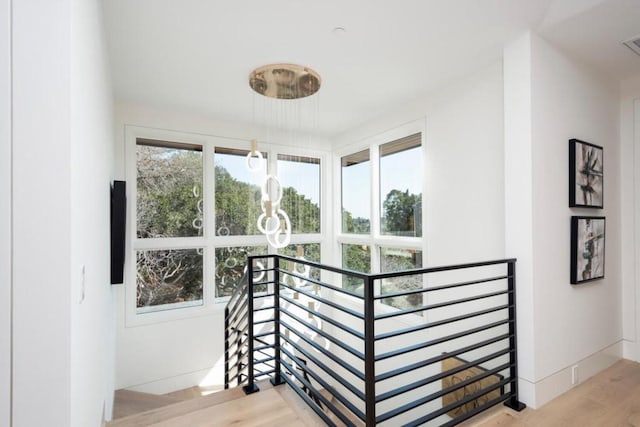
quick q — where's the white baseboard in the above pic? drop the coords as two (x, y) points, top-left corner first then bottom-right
(125, 363), (225, 394)
(520, 340), (623, 409)
(623, 339), (636, 360)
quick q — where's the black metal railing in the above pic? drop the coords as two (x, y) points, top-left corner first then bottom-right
(224, 255), (525, 426)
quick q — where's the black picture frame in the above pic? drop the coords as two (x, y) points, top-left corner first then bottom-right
(570, 216), (605, 285)
(569, 139), (603, 208)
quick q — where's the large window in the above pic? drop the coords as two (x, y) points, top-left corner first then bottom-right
(135, 140), (204, 312)
(338, 125), (424, 310)
(341, 150), (370, 234)
(127, 128), (326, 323)
(380, 134), (422, 237)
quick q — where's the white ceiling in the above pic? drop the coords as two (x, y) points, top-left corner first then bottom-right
(102, 0), (640, 137)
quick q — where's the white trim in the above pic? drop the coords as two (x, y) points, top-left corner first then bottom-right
(521, 340), (623, 409)
(634, 98), (640, 362)
(0, 0), (11, 423)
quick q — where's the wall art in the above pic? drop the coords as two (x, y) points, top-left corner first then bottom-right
(570, 216), (605, 284)
(569, 139), (603, 208)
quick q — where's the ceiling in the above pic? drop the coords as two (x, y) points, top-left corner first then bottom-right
(102, 0), (640, 138)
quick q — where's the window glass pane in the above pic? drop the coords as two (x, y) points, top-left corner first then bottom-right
(380, 247), (423, 310)
(136, 140), (203, 238)
(341, 244), (371, 294)
(277, 154), (320, 234)
(380, 133), (422, 237)
(215, 147), (267, 236)
(341, 150), (371, 234)
(279, 243), (321, 288)
(215, 246), (268, 298)
(136, 248), (203, 313)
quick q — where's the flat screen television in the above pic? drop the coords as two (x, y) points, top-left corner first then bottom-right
(110, 180), (126, 284)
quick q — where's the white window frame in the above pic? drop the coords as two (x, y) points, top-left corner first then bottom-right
(124, 126), (330, 327)
(334, 119), (427, 317)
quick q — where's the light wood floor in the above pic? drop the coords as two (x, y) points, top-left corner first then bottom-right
(466, 359), (640, 427)
(110, 359), (640, 426)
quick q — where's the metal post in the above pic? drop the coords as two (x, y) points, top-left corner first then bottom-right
(243, 256), (260, 394)
(224, 306), (230, 390)
(504, 260), (526, 411)
(271, 256), (286, 386)
(364, 275), (376, 425)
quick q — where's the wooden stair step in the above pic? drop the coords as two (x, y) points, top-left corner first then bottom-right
(107, 382), (264, 427)
(113, 390), (185, 419)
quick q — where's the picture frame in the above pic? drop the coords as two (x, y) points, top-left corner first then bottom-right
(569, 139), (603, 208)
(570, 216), (605, 285)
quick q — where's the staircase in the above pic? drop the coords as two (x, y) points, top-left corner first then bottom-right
(107, 380), (326, 427)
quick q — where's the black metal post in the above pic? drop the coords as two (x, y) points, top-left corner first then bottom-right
(224, 306), (230, 390)
(504, 260), (526, 411)
(364, 275), (376, 425)
(243, 256), (260, 394)
(271, 256), (286, 386)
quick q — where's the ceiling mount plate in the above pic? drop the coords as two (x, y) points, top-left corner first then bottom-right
(249, 63), (321, 100)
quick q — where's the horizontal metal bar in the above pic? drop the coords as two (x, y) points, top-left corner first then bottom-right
(225, 359), (248, 377)
(402, 377), (512, 427)
(374, 274), (508, 300)
(280, 294), (365, 340)
(227, 287), (248, 317)
(253, 344), (274, 353)
(376, 332), (511, 382)
(280, 281), (365, 320)
(377, 361), (512, 422)
(254, 369), (275, 378)
(254, 356), (275, 365)
(376, 348), (512, 403)
(280, 332), (365, 400)
(253, 317), (274, 326)
(278, 370), (337, 427)
(369, 258), (516, 281)
(280, 320), (365, 380)
(280, 357), (362, 426)
(375, 289), (511, 320)
(254, 330), (274, 340)
(225, 370), (246, 386)
(280, 308), (364, 361)
(253, 304), (275, 313)
(276, 253), (371, 279)
(278, 268), (364, 299)
(253, 293), (275, 300)
(226, 301), (248, 326)
(376, 304), (510, 341)
(376, 318), (511, 361)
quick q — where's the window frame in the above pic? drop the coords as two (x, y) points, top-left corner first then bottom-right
(334, 119), (427, 314)
(124, 126), (329, 327)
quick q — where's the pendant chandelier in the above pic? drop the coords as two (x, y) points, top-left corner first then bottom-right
(246, 63), (321, 249)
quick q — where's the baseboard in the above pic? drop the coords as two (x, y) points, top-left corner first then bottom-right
(125, 363), (225, 394)
(623, 339), (636, 360)
(524, 340), (623, 409)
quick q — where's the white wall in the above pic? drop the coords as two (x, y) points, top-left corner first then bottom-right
(620, 74), (640, 361)
(334, 62), (506, 266)
(114, 104), (332, 393)
(10, 0), (115, 426)
(505, 32), (622, 408)
(11, 0), (72, 425)
(69, 0), (116, 424)
(0, 0), (11, 425)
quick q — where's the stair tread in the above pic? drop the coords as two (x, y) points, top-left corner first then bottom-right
(108, 382), (267, 427)
(113, 390), (186, 419)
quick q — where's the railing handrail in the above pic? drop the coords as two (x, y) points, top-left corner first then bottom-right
(224, 255), (525, 425)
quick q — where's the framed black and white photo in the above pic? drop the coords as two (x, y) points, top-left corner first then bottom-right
(569, 139), (603, 208)
(570, 216), (605, 285)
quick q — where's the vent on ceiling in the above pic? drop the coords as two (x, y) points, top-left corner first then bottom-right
(623, 35), (640, 57)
